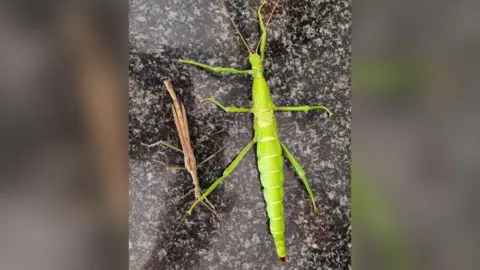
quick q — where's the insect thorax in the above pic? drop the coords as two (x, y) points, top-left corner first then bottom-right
(249, 54), (264, 78)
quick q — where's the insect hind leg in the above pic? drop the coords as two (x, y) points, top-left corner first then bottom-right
(280, 142), (318, 212)
(275, 105), (333, 117)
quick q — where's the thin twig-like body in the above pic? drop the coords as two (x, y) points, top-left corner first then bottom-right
(164, 80), (201, 200)
(179, 1), (333, 263)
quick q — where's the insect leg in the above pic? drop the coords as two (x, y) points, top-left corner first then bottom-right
(141, 141), (185, 169)
(197, 143), (228, 167)
(257, 1), (268, 60)
(141, 140), (183, 153)
(186, 139), (256, 215)
(275, 105), (333, 117)
(179, 59), (251, 74)
(255, 0), (281, 59)
(200, 98), (250, 113)
(156, 160), (186, 171)
(280, 142), (318, 212)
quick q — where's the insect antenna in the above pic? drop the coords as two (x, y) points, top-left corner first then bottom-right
(255, 0), (281, 54)
(222, 1), (253, 54)
(265, 0), (281, 27)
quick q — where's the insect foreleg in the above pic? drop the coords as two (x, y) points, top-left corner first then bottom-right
(275, 105), (333, 117)
(280, 142), (318, 212)
(257, 1), (268, 60)
(200, 98), (251, 113)
(186, 139), (256, 215)
(179, 59), (251, 74)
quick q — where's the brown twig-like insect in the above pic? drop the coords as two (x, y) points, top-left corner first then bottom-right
(164, 80), (201, 199)
(142, 81), (226, 215)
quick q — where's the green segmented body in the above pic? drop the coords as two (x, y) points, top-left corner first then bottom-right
(180, 1), (333, 263)
(251, 59), (286, 258)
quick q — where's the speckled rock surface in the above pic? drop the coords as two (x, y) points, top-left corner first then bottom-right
(129, 0), (351, 269)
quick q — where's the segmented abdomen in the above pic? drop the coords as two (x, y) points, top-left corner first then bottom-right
(256, 121), (286, 259)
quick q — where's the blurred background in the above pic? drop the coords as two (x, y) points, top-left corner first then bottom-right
(0, 1), (128, 270)
(355, 0), (480, 269)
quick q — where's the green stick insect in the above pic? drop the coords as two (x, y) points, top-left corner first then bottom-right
(179, 0), (332, 263)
